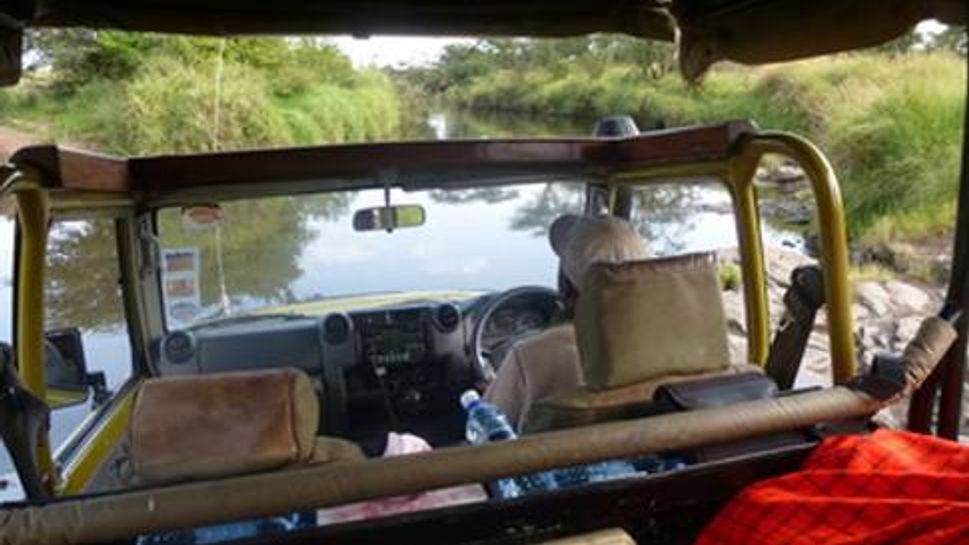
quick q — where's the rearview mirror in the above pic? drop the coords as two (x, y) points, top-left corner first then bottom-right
(353, 204), (426, 232)
(43, 328), (110, 409)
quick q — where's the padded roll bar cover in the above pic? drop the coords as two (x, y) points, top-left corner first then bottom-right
(0, 387), (884, 545)
(575, 252), (730, 390)
(900, 316), (959, 398)
(129, 368), (319, 485)
(538, 528), (636, 545)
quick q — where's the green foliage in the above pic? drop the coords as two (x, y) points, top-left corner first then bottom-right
(4, 32), (404, 154)
(442, 49), (966, 242)
(928, 26), (967, 56)
(719, 263), (742, 291)
(409, 35), (675, 95)
(119, 57), (293, 154)
(827, 54), (966, 239)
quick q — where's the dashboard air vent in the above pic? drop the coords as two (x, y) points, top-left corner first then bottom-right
(163, 331), (195, 364)
(435, 304), (461, 332)
(322, 314), (352, 345)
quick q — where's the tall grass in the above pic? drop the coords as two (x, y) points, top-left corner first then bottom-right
(449, 52), (967, 241)
(1, 50), (404, 155)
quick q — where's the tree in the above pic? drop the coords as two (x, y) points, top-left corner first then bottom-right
(28, 30), (166, 91)
(875, 30), (923, 55)
(928, 26), (967, 56)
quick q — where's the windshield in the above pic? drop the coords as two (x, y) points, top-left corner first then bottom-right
(157, 182), (584, 328)
(157, 179), (803, 329)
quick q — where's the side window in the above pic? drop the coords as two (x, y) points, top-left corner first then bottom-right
(0, 198), (13, 353)
(44, 219), (132, 449)
(0, 197), (20, 500)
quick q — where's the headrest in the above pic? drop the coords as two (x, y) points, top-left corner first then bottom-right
(575, 252), (730, 390)
(129, 368), (320, 484)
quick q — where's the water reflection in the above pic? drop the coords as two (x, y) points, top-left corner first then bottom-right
(47, 221), (127, 331)
(158, 194), (351, 317)
(160, 184), (582, 325)
(428, 108), (594, 139)
(427, 187), (519, 205)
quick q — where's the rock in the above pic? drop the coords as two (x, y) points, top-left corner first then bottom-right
(885, 281), (933, 313)
(893, 316), (923, 350)
(774, 164), (806, 185)
(851, 302), (870, 322)
(760, 199), (812, 225)
(720, 290), (747, 334)
(727, 333), (748, 364)
(756, 164), (806, 186)
(718, 246), (942, 395)
(855, 282), (892, 316)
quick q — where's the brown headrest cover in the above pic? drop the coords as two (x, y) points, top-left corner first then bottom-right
(575, 252), (730, 390)
(129, 368), (319, 484)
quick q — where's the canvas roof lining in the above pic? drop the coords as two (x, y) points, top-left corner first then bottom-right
(1, 1), (966, 86)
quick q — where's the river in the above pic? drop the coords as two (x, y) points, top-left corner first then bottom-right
(0, 109), (805, 497)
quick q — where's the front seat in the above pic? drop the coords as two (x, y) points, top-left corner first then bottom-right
(523, 252), (762, 433)
(128, 368), (362, 485)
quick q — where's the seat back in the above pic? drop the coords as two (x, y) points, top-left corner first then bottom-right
(525, 252), (739, 432)
(129, 368), (358, 485)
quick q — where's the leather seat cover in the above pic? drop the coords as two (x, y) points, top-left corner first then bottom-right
(129, 368), (322, 484)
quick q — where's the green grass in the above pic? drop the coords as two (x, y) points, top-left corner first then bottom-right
(448, 52), (967, 243)
(1, 53), (403, 154)
(719, 263), (742, 291)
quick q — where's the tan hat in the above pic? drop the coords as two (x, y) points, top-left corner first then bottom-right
(549, 214), (650, 290)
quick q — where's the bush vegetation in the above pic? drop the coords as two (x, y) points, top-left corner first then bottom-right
(420, 36), (966, 242)
(1, 31), (402, 154)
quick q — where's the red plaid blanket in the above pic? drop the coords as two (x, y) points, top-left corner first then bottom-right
(696, 430), (969, 545)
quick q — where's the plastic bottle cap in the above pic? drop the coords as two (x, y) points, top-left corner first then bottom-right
(460, 389), (481, 410)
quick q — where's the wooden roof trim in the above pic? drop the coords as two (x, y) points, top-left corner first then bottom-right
(10, 121), (754, 195)
(10, 145), (131, 192)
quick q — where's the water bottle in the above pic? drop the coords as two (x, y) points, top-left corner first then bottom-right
(460, 390), (557, 498)
(553, 460), (638, 488)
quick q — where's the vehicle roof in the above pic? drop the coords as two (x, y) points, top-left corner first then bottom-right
(6, 121), (753, 207)
(1, 2), (964, 205)
(2, 1), (965, 84)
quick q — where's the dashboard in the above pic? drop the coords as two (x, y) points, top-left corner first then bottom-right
(155, 290), (561, 449)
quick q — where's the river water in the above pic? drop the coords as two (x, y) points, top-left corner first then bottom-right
(0, 109), (804, 495)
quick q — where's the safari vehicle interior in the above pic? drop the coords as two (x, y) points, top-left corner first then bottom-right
(0, 2), (967, 545)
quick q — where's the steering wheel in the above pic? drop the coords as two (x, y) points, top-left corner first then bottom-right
(472, 286), (563, 383)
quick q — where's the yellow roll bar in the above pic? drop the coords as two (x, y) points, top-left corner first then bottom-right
(0, 126), (856, 500)
(741, 132), (856, 382)
(2, 167), (57, 493)
(610, 131), (856, 382)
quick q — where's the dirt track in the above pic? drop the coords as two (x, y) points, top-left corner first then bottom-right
(0, 126), (43, 162)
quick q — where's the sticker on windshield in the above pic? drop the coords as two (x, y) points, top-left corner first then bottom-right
(161, 248), (201, 325)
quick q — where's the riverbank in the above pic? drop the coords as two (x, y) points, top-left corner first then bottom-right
(440, 51), (966, 250)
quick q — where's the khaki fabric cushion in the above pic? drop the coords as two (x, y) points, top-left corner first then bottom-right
(484, 324), (582, 431)
(524, 363), (762, 433)
(129, 368), (320, 484)
(310, 436), (365, 465)
(575, 252), (730, 390)
(539, 528), (636, 545)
